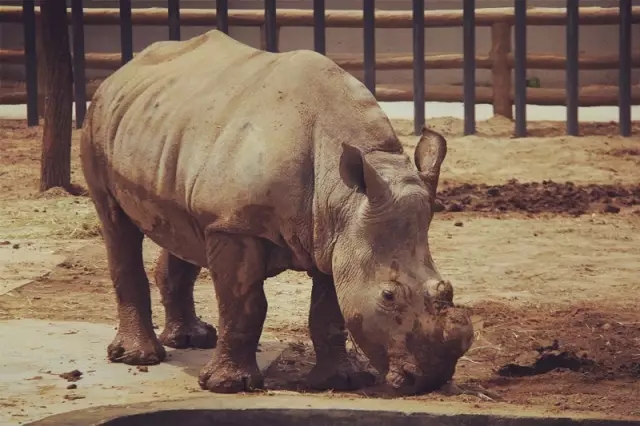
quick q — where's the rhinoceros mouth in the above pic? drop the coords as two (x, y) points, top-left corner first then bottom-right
(385, 361), (454, 395)
(385, 365), (419, 392)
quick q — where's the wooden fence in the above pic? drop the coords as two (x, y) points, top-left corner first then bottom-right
(0, 1), (638, 137)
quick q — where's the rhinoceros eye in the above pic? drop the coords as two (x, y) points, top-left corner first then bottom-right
(382, 289), (395, 302)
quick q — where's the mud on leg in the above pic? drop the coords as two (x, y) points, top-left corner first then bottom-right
(154, 249), (217, 349)
(91, 190), (166, 365)
(307, 272), (376, 391)
(198, 232), (268, 393)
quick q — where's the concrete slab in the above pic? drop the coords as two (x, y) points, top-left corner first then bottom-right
(0, 319), (288, 426)
(25, 394), (640, 426)
(0, 240), (85, 296)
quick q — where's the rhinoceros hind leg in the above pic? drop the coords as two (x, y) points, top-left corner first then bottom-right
(307, 273), (376, 391)
(154, 249), (218, 349)
(91, 190), (166, 365)
(198, 232), (267, 393)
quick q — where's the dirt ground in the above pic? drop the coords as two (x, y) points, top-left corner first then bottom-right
(1, 117), (639, 420)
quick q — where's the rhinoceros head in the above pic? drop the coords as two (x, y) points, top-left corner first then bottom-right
(332, 127), (474, 395)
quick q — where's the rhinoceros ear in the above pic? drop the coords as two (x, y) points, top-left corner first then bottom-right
(414, 127), (447, 195)
(340, 142), (390, 204)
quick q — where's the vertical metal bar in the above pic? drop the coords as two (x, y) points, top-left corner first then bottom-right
(216, 0), (229, 34)
(264, 0), (277, 52)
(120, 0), (133, 64)
(313, 0), (326, 55)
(566, 0), (579, 136)
(462, 0), (475, 135)
(412, 0), (425, 136)
(168, 0), (180, 41)
(22, 0), (38, 127)
(363, 0), (376, 96)
(619, 0), (632, 137)
(514, 0), (527, 137)
(71, 0), (87, 129)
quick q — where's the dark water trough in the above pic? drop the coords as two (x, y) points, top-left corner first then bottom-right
(25, 395), (640, 426)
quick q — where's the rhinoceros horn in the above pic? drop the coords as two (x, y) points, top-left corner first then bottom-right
(414, 127), (447, 198)
(340, 142), (392, 206)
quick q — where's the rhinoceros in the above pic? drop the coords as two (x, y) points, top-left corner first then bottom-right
(80, 29), (474, 395)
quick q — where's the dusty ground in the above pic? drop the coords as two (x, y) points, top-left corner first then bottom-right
(1, 117), (639, 421)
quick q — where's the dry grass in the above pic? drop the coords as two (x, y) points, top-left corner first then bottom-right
(0, 194), (101, 240)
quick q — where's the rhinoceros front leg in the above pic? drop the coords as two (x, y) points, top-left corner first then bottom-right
(307, 272), (376, 391)
(91, 190), (166, 365)
(154, 249), (217, 349)
(198, 232), (267, 393)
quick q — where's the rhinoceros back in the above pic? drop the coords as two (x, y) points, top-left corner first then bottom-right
(82, 29), (395, 266)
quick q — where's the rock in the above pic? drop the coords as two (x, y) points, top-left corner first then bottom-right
(487, 187), (500, 196)
(59, 369), (83, 382)
(603, 204), (620, 214)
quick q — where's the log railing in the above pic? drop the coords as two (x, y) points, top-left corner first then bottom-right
(0, 6), (638, 27)
(0, 3), (638, 137)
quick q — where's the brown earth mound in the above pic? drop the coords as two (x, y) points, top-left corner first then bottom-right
(437, 179), (640, 216)
(472, 302), (640, 383)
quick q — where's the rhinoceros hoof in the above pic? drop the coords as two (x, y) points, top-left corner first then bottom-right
(198, 361), (264, 393)
(107, 332), (167, 365)
(159, 319), (218, 349)
(307, 363), (377, 391)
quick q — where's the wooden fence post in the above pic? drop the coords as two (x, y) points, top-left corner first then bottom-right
(490, 22), (512, 119)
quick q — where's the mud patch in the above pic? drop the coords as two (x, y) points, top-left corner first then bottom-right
(437, 180), (640, 216)
(471, 301), (640, 383)
(610, 148), (640, 157)
(497, 345), (595, 377)
(264, 341), (378, 392)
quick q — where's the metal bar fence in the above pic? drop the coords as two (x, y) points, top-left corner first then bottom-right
(264, 0), (278, 53)
(168, 0), (181, 41)
(363, 0), (376, 96)
(412, 0), (425, 136)
(21, 0), (38, 127)
(619, 0), (632, 137)
(514, 0), (527, 137)
(462, 0), (476, 136)
(313, 0), (326, 55)
(216, 0), (229, 34)
(14, 1), (637, 136)
(119, 0), (133, 64)
(71, 0), (87, 128)
(565, 0), (579, 136)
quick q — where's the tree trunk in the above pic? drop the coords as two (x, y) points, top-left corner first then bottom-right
(39, 0), (73, 192)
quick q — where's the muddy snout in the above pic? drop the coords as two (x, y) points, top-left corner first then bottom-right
(440, 305), (475, 358)
(384, 350), (455, 395)
(428, 279), (455, 310)
(386, 307), (474, 395)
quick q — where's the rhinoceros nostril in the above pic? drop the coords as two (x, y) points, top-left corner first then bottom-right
(402, 369), (417, 388)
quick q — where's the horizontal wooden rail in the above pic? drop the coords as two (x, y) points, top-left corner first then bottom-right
(333, 52), (640, 71)
(376, 84), (640, 106)
(2, 49), (638, 72)
(0, 82), (637, 107)
(0, 6), (639, 28)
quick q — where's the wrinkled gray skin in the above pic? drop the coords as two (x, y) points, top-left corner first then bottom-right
(80, 29), (474, 395)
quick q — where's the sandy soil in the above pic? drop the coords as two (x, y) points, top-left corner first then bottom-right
(1, 117), (639, 421)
